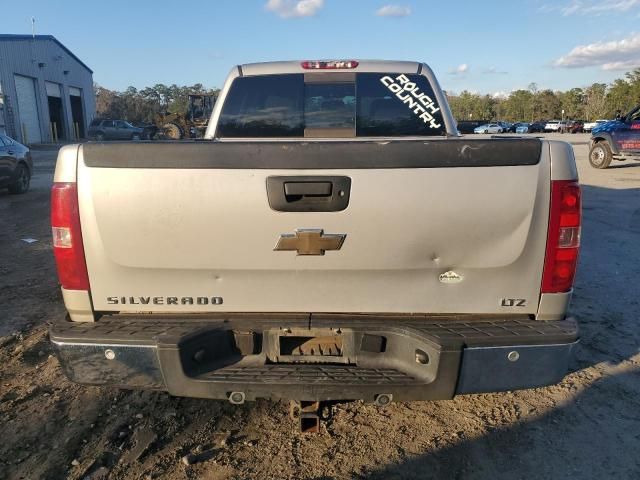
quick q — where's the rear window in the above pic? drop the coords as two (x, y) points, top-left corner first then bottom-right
(216, 73), (445, 138)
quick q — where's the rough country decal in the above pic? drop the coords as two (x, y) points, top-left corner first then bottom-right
(380, 74), (442, 129)
(107, 296), (223, 305)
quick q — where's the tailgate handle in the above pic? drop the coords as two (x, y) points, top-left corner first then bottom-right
(284, 181), (332, 198)
(267, 176), (351, 212)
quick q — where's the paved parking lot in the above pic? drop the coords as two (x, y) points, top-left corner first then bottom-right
(0, 135), (639, 479)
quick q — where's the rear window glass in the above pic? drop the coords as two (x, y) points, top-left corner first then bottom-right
(304, 83), (355, 130)
(216, 75), (304, 137)
(216, 73), (445, 138)
(356, 73), (443, 136)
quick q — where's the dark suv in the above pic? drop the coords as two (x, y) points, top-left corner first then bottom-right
(88, 119), (144, 141)
(0, 134), (32, 194)
(589, 106), (640, 168)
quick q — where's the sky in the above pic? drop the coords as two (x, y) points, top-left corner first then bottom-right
(6, 0), (640, 96)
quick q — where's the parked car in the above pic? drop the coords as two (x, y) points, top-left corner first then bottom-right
(50, 59), (580, 418)
(529, 122), (546, 133)
(509, 122), (528, 133)
(456, 120), (490, 134)
(568, 120), (584, 133)
(589, 106), (640, 168)
(584, 119), (607, 133)
(130, 121), (158, 140)
(88, 119), (145, 141)
(498, 121), (512, 132)
(544, 120), (561, 132)
(473, 123), (504, 134)
(0, 134), (32, 194)
(515, 123), (531, 133)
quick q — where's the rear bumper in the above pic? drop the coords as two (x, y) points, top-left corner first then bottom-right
(50, 314), (578, 402)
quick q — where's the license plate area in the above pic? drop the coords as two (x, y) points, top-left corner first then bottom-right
(280, 335), (343, 356)
(271, 328), (353, 364)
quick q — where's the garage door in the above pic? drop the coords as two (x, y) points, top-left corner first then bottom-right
(14, 75), (42, 143)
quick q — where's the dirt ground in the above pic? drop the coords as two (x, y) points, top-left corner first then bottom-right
(1, 134), (639, 480)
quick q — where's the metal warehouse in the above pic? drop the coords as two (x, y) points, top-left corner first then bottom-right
(0, 34), (95, 144)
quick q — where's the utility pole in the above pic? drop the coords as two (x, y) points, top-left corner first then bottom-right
(31, 17), (36, 38)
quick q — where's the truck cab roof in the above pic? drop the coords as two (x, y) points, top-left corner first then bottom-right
(238, 59), (424, 76)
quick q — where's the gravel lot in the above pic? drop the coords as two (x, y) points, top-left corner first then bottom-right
(1, 134), (639, 480)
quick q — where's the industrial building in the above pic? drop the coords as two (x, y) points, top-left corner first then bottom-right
(0, 34), (95, 143)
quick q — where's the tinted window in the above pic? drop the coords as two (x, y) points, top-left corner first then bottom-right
(90, 119), (101, 127)
(217, 75), (304, 137)
(217, 73), (445, 138)
(304, 83), (355, 130)
(102, 120), (114, 128)
(356, 73), (444, 136)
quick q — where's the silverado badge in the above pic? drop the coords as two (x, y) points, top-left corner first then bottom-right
(275, 229), (346, 255)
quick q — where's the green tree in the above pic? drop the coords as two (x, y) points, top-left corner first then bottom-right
(94, 83), (220, 124)
(559, 88), (584, 119)
(583, 83), (608, 121)
(502, 90), (534, 121)
(537, 90), (562, 119)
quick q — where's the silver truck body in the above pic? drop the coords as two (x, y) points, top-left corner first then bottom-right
(50, 61), (579, 403)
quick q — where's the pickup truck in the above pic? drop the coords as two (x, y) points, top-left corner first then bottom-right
(589, 105), (640, 168)
(49, 60), (580, 408)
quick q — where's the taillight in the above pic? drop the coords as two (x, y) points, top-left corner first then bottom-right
(51, 182), (90, 290)
(301, 60), (359, 69)
(541, 180), (581, 293)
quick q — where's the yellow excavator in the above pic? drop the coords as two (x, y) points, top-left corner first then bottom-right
(155, 94), (216, 139)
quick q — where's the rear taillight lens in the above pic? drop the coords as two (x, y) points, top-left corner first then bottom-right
(51, 182), (90, 290)
(301, 60), (359, 69)
(541, 180), (581, 293)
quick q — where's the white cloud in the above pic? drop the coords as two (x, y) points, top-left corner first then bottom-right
(492, 91), (509, 99)
(482, 66), (508, 75)
(449, 63), (469, 75)
(554, 32), (640, 70)
(542, 0), (640, 15)
(265, 0), (324, 18)
(602, 60), (640, 70)
(376, 5), (411, 17)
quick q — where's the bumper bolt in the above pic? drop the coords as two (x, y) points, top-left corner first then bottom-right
(229, 392), (245, 405)
(507, 351), (520, 362)
(104, 349), (116, 360)
(374, 394), (392, 407)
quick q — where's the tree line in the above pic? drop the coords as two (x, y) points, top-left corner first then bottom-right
(95, 83), (220, 124)
(447, 69), (640, 122)
(95, 68), (640, 125)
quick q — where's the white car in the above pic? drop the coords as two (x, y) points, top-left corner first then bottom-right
(545, 120), (561, 132)
(473, 123), (503, 134)
(584, 119), (607, 132)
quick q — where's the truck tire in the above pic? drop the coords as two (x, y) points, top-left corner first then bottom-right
(589, 141), (613, 169)
(8, 163), (30, 194)
(162, 123), (183, 140)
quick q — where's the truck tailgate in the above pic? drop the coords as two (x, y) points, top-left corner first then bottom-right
(77, 139), (550, 315)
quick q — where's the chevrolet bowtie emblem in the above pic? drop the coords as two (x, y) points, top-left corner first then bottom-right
(275, 229), (346, 255)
